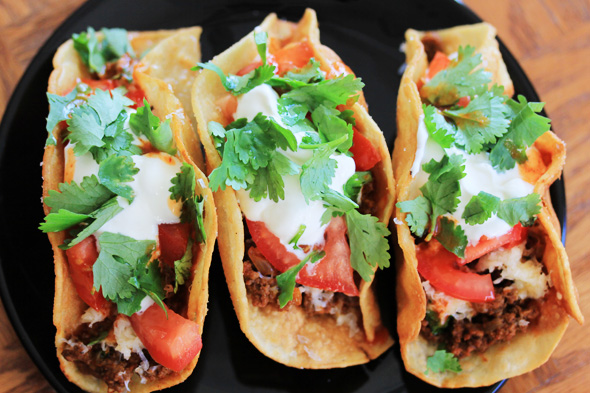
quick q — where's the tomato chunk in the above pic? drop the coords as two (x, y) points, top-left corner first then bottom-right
(272, 41), (314, 75)
(460, 224), (528, 266)
(130, 303), (202, 372)
(246, 217), (359, 296)
(65, 236), (109, 312)
(426, 51), (451, 80)
(457, 96), (471, 108)
(349, 128), (381, 171)
(417, 240), (495, 303)
(158, 223), (191, 267)
(80, 78), (146, 108)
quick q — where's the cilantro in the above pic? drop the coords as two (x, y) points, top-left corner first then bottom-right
(44, 175), (114, 214)
(443, 90), (509, 154)
(174, 238), (193, 292)
(277, 98), (308, 126)
(346, 209), (391, 282)
(435, 217), (467, 258)
(129, 98), (177, 155)
(169, 163), (207, 243)
(254, 31), (268, 64)
(93, 232), (165, 316)
(208, 121), (227, 155)
(422, 45), (491, 106)
(490, 95), (551, 170)
(289, 225), (306, 250)
(45, 89), (77, 145)
(38, 209), (90, 233)
(423, 104), (455, 149)
(300, 145), (338, 202)
(497, 193), (541, 227)
(311, 105), (353, 152)
(281, 74), (364, 110)
(320, 189), (359, 225)
(426, 350), (462, 375)
(196, 61), (276, 96)
(396, 196), (431, 238)
(462, 191), (501, 225)
(276, 250), (325, 308)
(72, 27), (134, 75)
(98, 155), (138, 201)
(343, 171), (372, 202)
(282, 58), (326, 84)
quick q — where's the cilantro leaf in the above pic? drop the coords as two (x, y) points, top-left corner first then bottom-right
(39, 209), (90, 233)
(497, 193), (541, 227)
(174, 238), (193, 292)
(67, 104), (105, 156)
(289, 225), (306, 250)
(281, 74), (363, 110)
(269, 58), (327, 89)
(46, 89), (77, 145)
(170, 163), (207, 243)
(88, 87), (134, 126)
(343, 171), (372, 202)
(277, 97), (309, 126)
(490, 95), (551, 170)
(346, 209), (391, 282)
(98, 155), (138, 201)
(443, 90), (509, 154)
(129, 98), (177, 155)
(435, 217), (467, 258)
(72, 27), (106, 74)
(423, 104), (455, 149)
(101, 27), (135, 59)
(196, 61), (276, 96)
(276, 250), (325, 308)
(396, 195), (431, 238)
(422, 45), (491, 106)
(208, 120), (227, 155)
(300, 146), (337, 202)
(44, 175), (114, 214)
(249, 153), (300, 202)
(311, 105), (353, 153)
(462, 191), (501, 225)
(426, 350), (462, 375)
(254, 31), (267, 64)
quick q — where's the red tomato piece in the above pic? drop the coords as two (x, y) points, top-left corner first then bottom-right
(460, 224), (528, 266)
(246, 217), (359, 296)
(81, 78), (146, 108)
(130, 303), (202, 372)
(426, 51), (451, 80)
(81, 78), (119, 91)
(417, 240), (495, 303)
(349, 128), (381, 171)
(457, 96), (471, 108)
(216, 93), (238, 120)
(65, 236), (109, 312)
(237, 61), (263, 76)
(158, 223), (191, 268)
(124, 84), (147, 109)
(272, 41), (314, 75)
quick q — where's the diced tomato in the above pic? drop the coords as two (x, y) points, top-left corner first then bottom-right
(460, 224), (528, 266)
(81, 78), (119, 91)
(457, 96), (471, 108)
(158, 223), (191, 268)
(417, 51), (450, 91)
(349, 128), (381, 171)
(417, 240), (495, 303)
(124, 84), (147, 108)
(217, 93), (238, 120)
(246, 217), (359, 296)
(65, 236), (109, 312)
(272, 41), (314, 76)
(80, 78), (146, 108)
(237, 61), (263, 76)
(130, 303), (202, 372)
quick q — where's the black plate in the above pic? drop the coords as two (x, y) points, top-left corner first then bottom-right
(0, 0), (564, 392)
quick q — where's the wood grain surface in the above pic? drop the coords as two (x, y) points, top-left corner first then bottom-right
(0, 0), (588, 392)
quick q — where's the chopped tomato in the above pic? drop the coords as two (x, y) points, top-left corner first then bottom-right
(417, 240), (495, 303)
(246, 217), (359, 296)
(417, 51), (450, 91)
(237, 61), (262, 76)
(158, 223), (191, 267)
(65, 236), (109, 312)
(216, 93), (238, 120)
(81, 78), (119, 91)
(349, 128), (381, 171)
(130, 303), (202, 372)
(80, 78), (146, 108)
(124, 84), (147, 108)
(460, 224), (528, 266)
(272, 41), (314, 75)
(457, 96), (471, 108)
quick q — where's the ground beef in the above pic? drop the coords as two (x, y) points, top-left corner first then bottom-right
(359, 178), (377, 217)
(243, 260), (302, 309)
(302, 291), (359, 316)
(421, 32), (444, 62)
(62, 339), (174, 393)
(421, 286), (541, 359)
(73, 315), (115, 345)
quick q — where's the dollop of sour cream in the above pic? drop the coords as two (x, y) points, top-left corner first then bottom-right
(410, 115), (534, 245)
(232, 84), (356, 259)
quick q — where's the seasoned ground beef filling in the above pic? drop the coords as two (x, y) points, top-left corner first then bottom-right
(421, 286), (542, 359)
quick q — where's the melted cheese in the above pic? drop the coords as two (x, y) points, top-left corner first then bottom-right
(422, 281), (474, 323)
(113, 315), (146, 361)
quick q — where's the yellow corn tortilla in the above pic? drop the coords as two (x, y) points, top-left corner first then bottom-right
(42, 27), (217, 393)
(192, 9), (394, 368)
(393, 23), (584, 387)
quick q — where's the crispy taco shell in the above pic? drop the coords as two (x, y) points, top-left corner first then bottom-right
(42, 27), (217, 392)
(192, 9), (394, 368)
(393, 23), (583, 387)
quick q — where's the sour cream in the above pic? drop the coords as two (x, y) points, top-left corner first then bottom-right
(410, 116), (534, 245)
(233, 84), (356, 259)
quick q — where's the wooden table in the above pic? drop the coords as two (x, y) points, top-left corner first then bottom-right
(0, 0), (588, 392)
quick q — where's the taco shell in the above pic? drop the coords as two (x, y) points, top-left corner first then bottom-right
(393, 23), (583, 387)
(192, 9), (394, 368)
(42, 27), (217, 392)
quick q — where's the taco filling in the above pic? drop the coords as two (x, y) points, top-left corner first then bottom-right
(41, 28), (206, 392)
(397, 41), (557, 373)
(198, 30), (390, 329)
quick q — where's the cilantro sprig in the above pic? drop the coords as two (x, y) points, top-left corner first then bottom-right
(129, 99), (177, 155)
(72, 27), (135, 75)
(169, 163), (207, 243)
(276, 250), (325, 308)
(425, 350), (462, 375)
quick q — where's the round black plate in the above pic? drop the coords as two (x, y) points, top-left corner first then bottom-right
(0, 0), (564, 392)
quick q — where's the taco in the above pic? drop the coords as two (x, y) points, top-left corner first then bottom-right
(393, 23), (584, 387)
(40, 26), (217, 392)
(192, 9), (394, 368)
